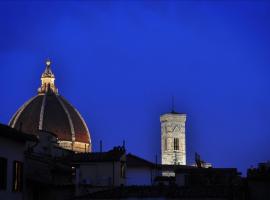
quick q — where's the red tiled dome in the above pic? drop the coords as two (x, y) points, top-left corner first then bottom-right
(9, 60), (91, 152)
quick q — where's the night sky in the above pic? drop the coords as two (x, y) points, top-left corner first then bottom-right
(1, 1), (270, 175)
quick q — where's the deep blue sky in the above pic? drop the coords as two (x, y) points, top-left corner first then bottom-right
(1, 1), (270, 174)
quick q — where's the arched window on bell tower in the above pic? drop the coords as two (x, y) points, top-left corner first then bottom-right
(173, 138), (179, 151)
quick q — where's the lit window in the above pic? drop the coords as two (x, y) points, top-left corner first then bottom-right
(0, 157), (7, 190)
(173, 138), (179, 151)
(12, 161), (23, 192)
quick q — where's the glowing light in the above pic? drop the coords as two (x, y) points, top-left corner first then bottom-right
(46, 60), (51, 66)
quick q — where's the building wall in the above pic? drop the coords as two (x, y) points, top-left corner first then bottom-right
(175, 169), (240, 187)
(175, 173), (186, 186)
(162, 170), (175, 177)
(126, 167), (153, 186)
(79, 162), (113, 186)
(24, 131), (74, 200)
(113, 160), (126, 186)
(160, 113), (186, 165)
(248, 181), (270, 200)
(78, 160), (125, 186)
(0, 137), (25, 200)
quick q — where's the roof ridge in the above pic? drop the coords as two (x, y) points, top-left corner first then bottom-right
(9, 95), (40, 128)
(0, 123), (37, 142)
(56, 95), (76, 146)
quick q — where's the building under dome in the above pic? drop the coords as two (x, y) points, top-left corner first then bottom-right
(9, 60), (91, 152)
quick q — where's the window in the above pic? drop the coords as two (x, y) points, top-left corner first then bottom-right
(120, 162), (125, 178)
(12, 161), (23, 192)
(164, 138), (167, 151)
(0, 157), (7, 190)
(173, 138), (179, 151)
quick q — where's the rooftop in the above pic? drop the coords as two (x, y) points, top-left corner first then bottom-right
(175, 167), (239, 175)
(71, 146), (125, 162)
(0, 123), (37, 142)
(126, 153), (155, 168)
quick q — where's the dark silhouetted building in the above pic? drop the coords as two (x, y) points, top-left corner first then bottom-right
(247, 161), (270, 200)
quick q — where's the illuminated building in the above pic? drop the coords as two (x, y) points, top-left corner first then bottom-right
(160, 111), (186, 166)
(9, 60), (91, 152)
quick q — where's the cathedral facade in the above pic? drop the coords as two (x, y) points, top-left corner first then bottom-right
(160, 112), (186, 165)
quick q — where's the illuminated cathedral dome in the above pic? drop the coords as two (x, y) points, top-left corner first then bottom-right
(9, 60), (91, 152)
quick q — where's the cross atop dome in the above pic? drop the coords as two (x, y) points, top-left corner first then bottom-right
(38, 59), (58, 94)
(42, 59), (55, 78)
(46, 59), (51, 66)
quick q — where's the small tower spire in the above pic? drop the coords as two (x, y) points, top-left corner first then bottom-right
(38, 59), (58, 94)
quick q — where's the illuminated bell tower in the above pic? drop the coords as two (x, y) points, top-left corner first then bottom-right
(160, 110), (186, 165)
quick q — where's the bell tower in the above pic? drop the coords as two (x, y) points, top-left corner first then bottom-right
(160, 111), (186, 165)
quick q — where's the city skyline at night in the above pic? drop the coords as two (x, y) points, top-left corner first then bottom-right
(1, 1), (270, 175)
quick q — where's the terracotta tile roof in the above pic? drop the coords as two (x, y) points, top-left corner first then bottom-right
(9, 93), (90, 144)
(0, 123), (37, 142)
(72, 146), (125, 162)
(126, 153), (155, 168)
